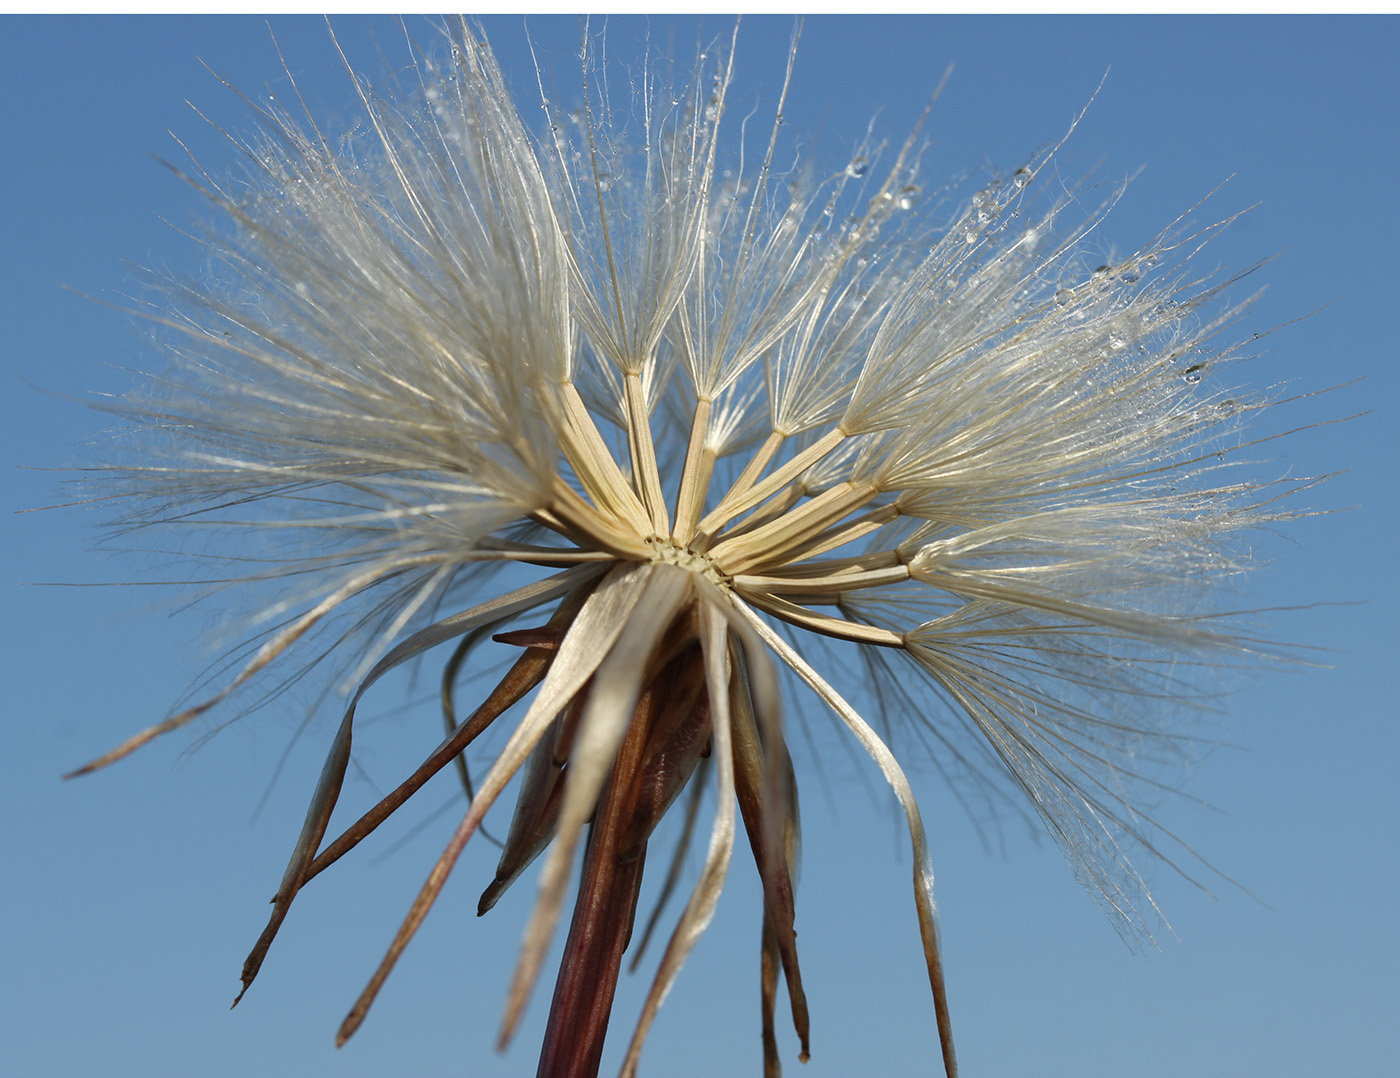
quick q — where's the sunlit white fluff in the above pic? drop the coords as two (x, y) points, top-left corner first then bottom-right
(75, 18), (1313, 1078)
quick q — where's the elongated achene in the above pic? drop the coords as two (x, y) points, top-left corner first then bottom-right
(72, 18), (1318, 1078)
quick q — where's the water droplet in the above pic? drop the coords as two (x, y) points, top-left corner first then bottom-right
(964, 228), (979, 244)
(896, 184), (920, 210)
(1054, 288), (1074, 306)
(1107, 334), (1127, 351)
(1013, 166), (1032, 188)
(1119, 267), (1141, 284)
(846, 156), (869, 179)
(1183, 363), (1206, 383)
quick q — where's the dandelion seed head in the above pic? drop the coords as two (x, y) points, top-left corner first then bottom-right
(72, 18), (1321, 1078)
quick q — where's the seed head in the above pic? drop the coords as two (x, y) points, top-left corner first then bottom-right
(72, 18), (1315, 1078)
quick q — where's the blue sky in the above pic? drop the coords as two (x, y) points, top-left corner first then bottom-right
(4, 15), (1397, 1078)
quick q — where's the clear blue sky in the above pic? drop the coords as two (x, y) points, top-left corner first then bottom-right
(5, 15), (1396, 1078)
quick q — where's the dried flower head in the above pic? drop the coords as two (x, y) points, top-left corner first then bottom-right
(73, 18), (1312, 1078)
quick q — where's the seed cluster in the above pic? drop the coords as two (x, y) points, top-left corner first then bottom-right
(72, 18), (1306, 1078)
